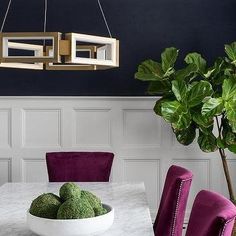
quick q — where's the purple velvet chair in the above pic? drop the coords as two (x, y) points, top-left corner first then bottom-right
(153, 165), (193, 236)
(186, 190), (236, 236)
(46, 152), (114, 182)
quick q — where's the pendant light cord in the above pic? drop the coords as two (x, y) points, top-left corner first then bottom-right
(43, 0), (48, 47)
(0, 0), (12, 33)
(97, 0), (112, 38)
(1, 0), (112, 38)
(43, 0), (48, 33)
(1, 0), (47, 32)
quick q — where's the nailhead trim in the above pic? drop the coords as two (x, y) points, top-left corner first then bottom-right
(171, 178), (192, 236)
(220, 217), (236, 236)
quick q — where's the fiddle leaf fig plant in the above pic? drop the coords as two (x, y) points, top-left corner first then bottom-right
(135, 43), (236, 202)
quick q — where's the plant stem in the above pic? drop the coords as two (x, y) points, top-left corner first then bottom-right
(218, 148), (235, 201)
(215, 116), (235, 201)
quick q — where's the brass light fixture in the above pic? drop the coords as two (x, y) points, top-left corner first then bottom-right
(0, 0), (119, 70)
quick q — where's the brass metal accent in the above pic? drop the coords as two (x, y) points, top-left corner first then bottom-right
(116, 40), (119, 67)
(59, 40), (70, 56)
(46, 64), (96, 71)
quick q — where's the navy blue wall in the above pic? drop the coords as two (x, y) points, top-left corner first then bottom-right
(0, 0), (235, 95)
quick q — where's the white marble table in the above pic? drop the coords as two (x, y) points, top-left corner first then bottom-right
(0, 182), (154, 236)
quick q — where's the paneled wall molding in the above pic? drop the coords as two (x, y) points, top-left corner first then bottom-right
(0, 96), (234, 222)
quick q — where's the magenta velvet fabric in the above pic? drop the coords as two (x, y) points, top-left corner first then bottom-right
(153, 165), (193, 236)
(186, 190), (236, 236)
(46, 152), (114, 182)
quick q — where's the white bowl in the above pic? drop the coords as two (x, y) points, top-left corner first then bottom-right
(27, 204), (114, 236)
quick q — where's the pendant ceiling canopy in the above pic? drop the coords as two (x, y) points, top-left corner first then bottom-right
(0, 0), (119, 70)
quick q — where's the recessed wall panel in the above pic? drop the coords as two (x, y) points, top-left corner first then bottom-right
(123, 109), (161, 147)
(22, 109), (61, 147)
(0, 158), (11, 186)
(22, 159), (48, 182)
(74, 109), (111, 147)
(0, 109), (11, 148)
(123, 159), (160, 218)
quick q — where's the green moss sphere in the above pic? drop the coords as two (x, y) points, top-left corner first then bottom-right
(57, 198), (95, 219)
(29, 193), (62, 219)
(94, 207), (107, 216)
(59, 182), (81, 201)
(81, 190), (102, 209)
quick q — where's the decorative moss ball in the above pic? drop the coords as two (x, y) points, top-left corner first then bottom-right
(57, 198), (95, 219)
(81, 190), (102, 209)
(29, 193), (62, 219)
(59, 182), (81, 201)
(94, 206), (107, 216)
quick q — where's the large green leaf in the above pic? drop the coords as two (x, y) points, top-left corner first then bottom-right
(199, 125), (214, 135)
(135, 60), (164, 81)
(204, 58), (225, 79)
(210, 57), (226, 79)
(187, 81), (213, 107)
(161, 47), (179, 73)
(161, 100), (191, 129)
(184, 52), (207, 74)
(225, 131), (236, 145)
(222, 78), (236, 101)
(192, 111), (213, 128)
(213, 75), (227, 86)
(161, 100), (183, 122)
(147, 81), (171, 95)
(172, 111), (191, 130)
(174, 124), (196, 145)
(225, 100), (236, 132)
(201, 98), (224, 117)
(204, 68), (216, 79)
(197, 131), (218, 153)
(225, 42), (236, 65)
(153, 98), (172, 116)
(217, 137), (226, 149)
(222, 118), (230, 138)
(228, 144), (236, 154)
(175, 64), (198, 81)
(171, 80), (188, 102)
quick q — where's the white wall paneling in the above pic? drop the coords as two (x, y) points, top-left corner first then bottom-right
(22, 109), (62, 148)
(73, 108), (111, 148)
(0, 158), (12, 185)
(21, 158), (48, 182)
(0, 96), (233, 222)
(123, 159), (160, 218)
(0, 109), (11, 148)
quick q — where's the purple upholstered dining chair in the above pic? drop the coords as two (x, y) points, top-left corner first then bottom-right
(46, 152), (114, 182)
(186, 190), (236, 236)
(153, 165), (193, 236)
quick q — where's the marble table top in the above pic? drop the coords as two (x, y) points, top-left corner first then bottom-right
(0, 182), (154, 236)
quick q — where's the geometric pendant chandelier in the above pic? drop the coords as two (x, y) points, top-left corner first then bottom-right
(0, 0), (119, 70)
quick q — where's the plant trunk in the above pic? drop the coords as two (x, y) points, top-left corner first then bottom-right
(218, 148), (235, 201)
(232, 224), (236, 236)
(218, 149), (236, 236)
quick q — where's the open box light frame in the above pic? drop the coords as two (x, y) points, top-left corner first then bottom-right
(0, 41), (44, 70)
(0, 32), (119, 70)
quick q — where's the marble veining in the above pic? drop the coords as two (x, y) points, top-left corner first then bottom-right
(0, 182), (154, 236)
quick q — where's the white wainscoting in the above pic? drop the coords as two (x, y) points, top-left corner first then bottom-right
(0, 96), (234, 222)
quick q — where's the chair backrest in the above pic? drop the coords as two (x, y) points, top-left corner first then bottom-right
(46, 152), (114, 182)
(153, 165), (193, 236)
(186, 190), (236, 236)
